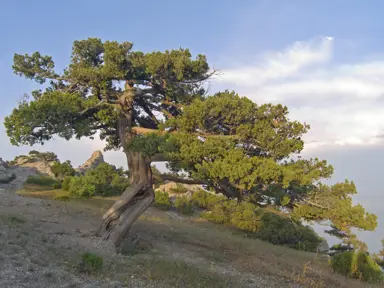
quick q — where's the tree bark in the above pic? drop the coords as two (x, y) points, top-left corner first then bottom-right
(98, 83), (156, 250)
(97, 151), (155, 250)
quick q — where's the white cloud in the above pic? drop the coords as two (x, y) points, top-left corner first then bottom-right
(218, 36), (333, 87)
(216, 36), (384, 149)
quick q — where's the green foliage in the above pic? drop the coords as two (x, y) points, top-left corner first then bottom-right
(9, 151), (58, 165)
(52, 182), (62, 189)
(174, 196), (193, 215)
(7, 215), (26, 226)
(201, 198), (321, 252)
(25, 176), (60, 188)
(372, 240), (384, 268)
(79, 252), (103, 274)
(255, 212), (321, 252)
(61, 176), (72, 191)
(191, 189), (225, 209)
(231, 202), (262, 233)
(201, 200), (238, 224)
(154, 191), (172, 210)
(53, 195), (70, 201)
(29, 151), (58, 162)
(64, 163), (129, 197)
(331, 251), (383, 283)
(51, 160), (76, 180)
(68, 176), (96, 197)
(127, 133), (170, 157)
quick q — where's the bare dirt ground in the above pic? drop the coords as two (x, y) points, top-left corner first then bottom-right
(0, 167), (378, 287)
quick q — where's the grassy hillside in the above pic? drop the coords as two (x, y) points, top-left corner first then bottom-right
(7, 183), (381, 287)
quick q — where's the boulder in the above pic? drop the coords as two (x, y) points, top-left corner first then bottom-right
(10, 152), (56, 177)
(0, 158), (15, 183)
(317, 239), (329, 254)
(16, 160), (54, 177)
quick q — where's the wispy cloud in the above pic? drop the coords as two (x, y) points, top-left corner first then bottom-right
(216, 36), (384, 148)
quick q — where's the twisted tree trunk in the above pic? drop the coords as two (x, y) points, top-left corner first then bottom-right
(98, 83), (157, 250)
(98, 152), (155, 250)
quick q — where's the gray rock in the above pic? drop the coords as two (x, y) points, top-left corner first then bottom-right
(0, 158), (15, 183)
(317, 239), (329, 254)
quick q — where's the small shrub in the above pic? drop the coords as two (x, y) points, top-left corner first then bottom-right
(68, 177), (96, 197)
(201, 200), (237, 224)
(51, 160), (76, 180)
(65, 163), (129, 197)
(8, 215), (26, 226)
(53, 195), (70, 201)
(372, 253), (384, 268)
(254, 211), (321, 252)
(52, 182), (62, 189)
(174, 196), (193, 215)
(230, 202), (261, 233)
(25, 176), (60, 188)
(154, 191), (172, 210)
(192, 189), (224, 209)
(61, 176), (72, 191)
(331, 251), (383, 283)
(79, 252), (103, 274)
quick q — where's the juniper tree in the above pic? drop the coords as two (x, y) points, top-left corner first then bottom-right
(4, 38), (377, 249)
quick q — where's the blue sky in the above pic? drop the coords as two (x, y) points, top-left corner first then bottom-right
(1, 1), (383, 251)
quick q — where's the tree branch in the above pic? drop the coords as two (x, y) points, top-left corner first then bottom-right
(301, 200), (333, 210)
(158, 174), (207, 185)
(149, 153), (170, 162)
(80, 100), (108, 115)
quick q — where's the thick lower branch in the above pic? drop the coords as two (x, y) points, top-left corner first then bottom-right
(158, 174), (207, 185)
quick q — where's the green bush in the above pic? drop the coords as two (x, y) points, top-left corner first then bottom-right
(331, 251), (383, 283)
(53, 182), (62, 189)
(69, 177), (96, 197)
(174, 196), (193, 215)
(62, 163), (129, 197)
(201, 199), (237, 224)
(154, 191), (172, 210)
(51, 160), (76, 180)
(25, 176), (60, 188)
(79, 252), (103, 274)
(372, 254), (384, 268)
(192, 189), (225, 209)
(61, 176), (72, 191)
(53, 195), (70, 201)
(200, 198), (321, 252)
(230, 202), (261, 233)
(254, 211), (321, 252)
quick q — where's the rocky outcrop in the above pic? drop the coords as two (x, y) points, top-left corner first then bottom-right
(9, 152), (57, 177)
(0, 158), (15, 183)
(77, 150), (105, 174)
(156, 181), (202, 196)
(12, 156), (55, 177)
